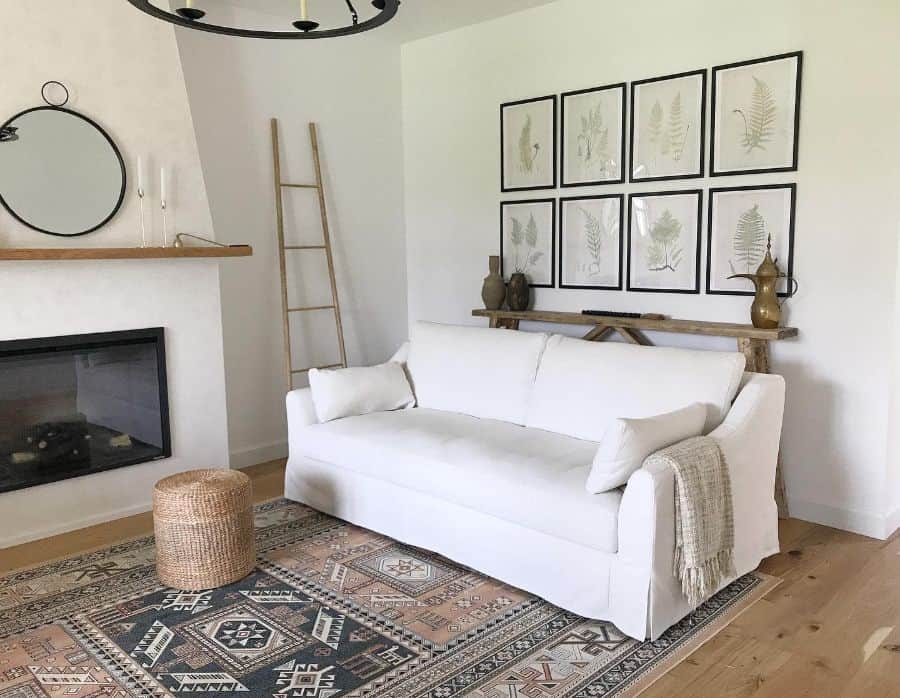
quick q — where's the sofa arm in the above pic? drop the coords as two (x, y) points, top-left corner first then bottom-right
(708, 373), (785, 565)
(616, 372), (785, 638)
(286, 388), (318, 430)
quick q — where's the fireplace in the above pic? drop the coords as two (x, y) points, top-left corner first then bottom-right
(0, 328), (171, 494)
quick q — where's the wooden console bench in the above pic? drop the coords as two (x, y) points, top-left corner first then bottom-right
(473, 309), (798, 517)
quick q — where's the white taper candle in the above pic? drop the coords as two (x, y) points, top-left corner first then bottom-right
(137, 156), (145, 193)
(301, 0), (308, 20)
(160, 166), (167, 201)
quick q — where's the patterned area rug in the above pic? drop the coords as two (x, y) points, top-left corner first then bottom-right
(0, 498), (777, 697)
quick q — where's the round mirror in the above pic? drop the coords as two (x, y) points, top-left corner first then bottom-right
(0, 107), (126, 237)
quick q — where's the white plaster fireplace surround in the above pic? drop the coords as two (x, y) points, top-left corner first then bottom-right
(0, 2), (229, 547)
(0, 261), (229, 548)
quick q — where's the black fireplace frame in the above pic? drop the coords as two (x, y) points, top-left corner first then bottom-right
(0, 327), (172, 494)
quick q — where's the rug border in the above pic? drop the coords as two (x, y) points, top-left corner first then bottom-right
(616, 571), (781, 697)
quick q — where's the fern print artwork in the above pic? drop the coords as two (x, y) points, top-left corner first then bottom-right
(561, 196), (622, 289)
(562, 85), (625, 186)
(628, 191), (700, 293)
(730, 204), (768, 274)
(707, 185), (796, 295)
(502, 96), (556, 191)
(632, 71), (705, 181)
(508, 213), (544, 274)
(712, 52), (801, 174)
(576, 102), (609, 172)
(501, 200), (554, 287)
(645, 209), (684, 273)
(518, 115), (540, 174)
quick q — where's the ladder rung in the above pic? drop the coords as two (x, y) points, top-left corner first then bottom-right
(284, 245), (326, 250)
(281, 183), (319, 189)
(288, 305), (334, 312)
(292, 364), (343, 373)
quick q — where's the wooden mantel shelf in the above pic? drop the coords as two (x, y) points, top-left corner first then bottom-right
(472, 309), (797, 341)
(0, 246), (253, 261)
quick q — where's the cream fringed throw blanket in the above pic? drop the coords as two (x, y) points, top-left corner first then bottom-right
(645, 435), (736, 608)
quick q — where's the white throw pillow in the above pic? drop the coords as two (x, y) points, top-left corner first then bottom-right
(308, 362), (415, 423)
(585, 403), (707, 493)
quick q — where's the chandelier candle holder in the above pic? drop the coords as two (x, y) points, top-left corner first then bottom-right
(126, 0), (400, 40)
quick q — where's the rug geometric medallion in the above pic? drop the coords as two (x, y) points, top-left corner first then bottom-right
(0, 499), (777, 697)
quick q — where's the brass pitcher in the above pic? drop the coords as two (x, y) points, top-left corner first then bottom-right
(728, 236), (798, 329)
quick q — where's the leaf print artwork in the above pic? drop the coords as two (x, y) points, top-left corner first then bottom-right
(730, 203), (768, 274)
(580, 205), (616, 275)
(509, 213), (543, 274)
(733, 77), (777, 153)
(576, 102), (609, 172)
(518, 114), (540, 174)
(646, 209), (684, 273)
(645, 96), (690, 164)
(668, 92), (690, 161)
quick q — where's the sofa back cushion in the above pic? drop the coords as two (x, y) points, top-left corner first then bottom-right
(407, 322), (548, 425)
(526, 335), (745, 441)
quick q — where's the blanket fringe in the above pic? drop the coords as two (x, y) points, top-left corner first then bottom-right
(674, 547), (736, 608)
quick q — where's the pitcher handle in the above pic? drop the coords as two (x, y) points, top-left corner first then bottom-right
(785, 277), (799, 298)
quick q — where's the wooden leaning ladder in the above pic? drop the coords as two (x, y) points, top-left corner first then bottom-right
(271, 119), (347, 388)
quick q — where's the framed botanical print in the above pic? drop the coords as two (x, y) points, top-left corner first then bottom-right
(559, 194), (623, 290)
(561, 83), (626, 187)
(627, 190), (702, 293)
(711, 52), (802, 176)
(707, 184), (796, 295)
(500, 199), (555, 288)
(630, 69), (706, 182)
(501, 95), (557, 192)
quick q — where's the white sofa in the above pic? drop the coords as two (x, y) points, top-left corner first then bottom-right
(284, 322), (784, 640)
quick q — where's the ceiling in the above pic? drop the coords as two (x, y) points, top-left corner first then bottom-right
(187, 0), (560, 43)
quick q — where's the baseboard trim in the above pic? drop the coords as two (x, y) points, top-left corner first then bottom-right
(230, 440), (288, 470)
(0, 502), (152, 549)
(788, 498), (892, 540)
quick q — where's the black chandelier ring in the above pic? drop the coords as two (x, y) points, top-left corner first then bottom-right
(125, 0), (400, 40)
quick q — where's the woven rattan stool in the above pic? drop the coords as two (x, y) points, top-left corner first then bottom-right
(153, 469), (255, 590)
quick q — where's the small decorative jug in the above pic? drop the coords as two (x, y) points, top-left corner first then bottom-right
(728, 236), (798, 329)
(507, 273), (530, 311)
(481, 256), (506, 310)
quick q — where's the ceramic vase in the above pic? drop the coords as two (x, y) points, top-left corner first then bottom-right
(481, 256), (506, 310)
(507, 273), (530, 311)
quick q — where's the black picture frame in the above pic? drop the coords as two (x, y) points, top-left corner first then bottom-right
(706, 183), (796, 296)
(500, 95), (557, 192)
(500, 198), (556, 288)
(626, 189), (702, 294)
(560, 83), (627, 188)
(710, 51), (803, 177)
(0, 105), (127, 237)
(629, 69), (707, 183)
(559, 194), (624, 290)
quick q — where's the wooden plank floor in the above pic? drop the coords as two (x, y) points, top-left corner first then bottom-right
(1, 460), (898, 696)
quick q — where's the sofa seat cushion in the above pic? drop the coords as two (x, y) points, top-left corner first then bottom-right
(526, 335), (746, 441)
(294, 408), (621, 553)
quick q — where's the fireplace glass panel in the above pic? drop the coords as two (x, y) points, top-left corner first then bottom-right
(0, 329), (170, 493)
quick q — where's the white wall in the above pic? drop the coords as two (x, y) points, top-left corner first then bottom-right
(0, 1), (229, 546)
(402, 0), (900, 537)
(0, 1), (214, 248)
(174, 9), (408, 468)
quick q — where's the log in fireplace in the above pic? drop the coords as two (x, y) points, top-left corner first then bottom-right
(0, 328), (171, 494)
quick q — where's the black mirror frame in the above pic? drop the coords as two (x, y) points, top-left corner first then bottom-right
(0, 105), (127, 237)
